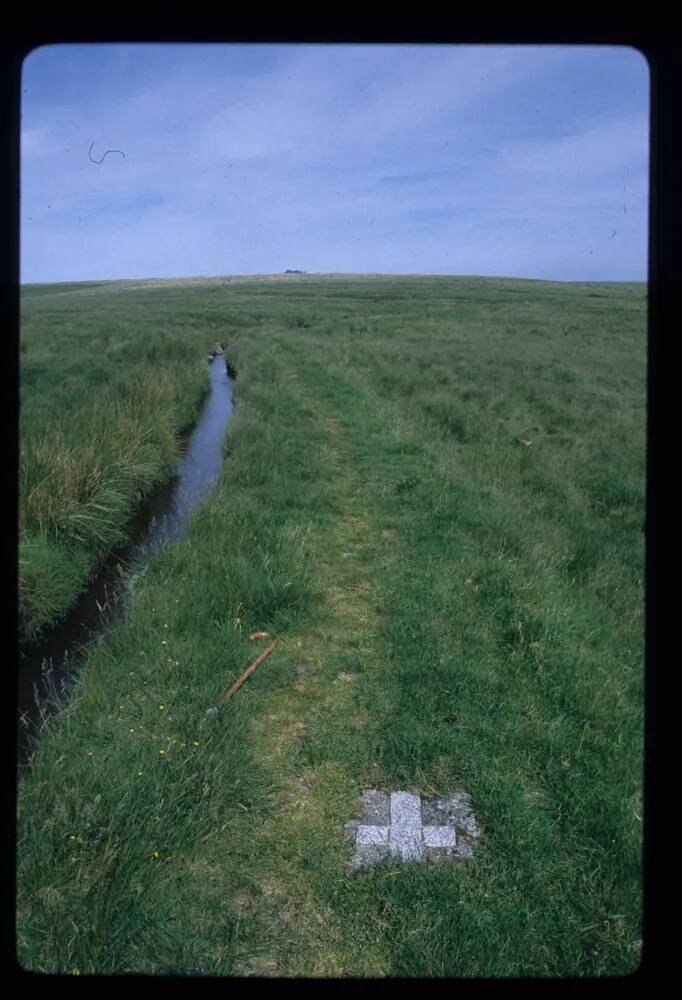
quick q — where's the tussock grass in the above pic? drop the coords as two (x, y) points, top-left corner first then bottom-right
(19, 289), (213, 639)
(17, 276), (644, 976)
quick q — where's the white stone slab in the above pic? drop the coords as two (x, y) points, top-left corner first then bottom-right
(356, 824), (389, 846)
(423, 825), (457, 848)
(389, 792), (423, 861)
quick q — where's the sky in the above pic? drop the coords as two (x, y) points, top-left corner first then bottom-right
(20, 43), (649, 284)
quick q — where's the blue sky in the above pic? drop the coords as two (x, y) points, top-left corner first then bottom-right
(20, 43), (649, 283)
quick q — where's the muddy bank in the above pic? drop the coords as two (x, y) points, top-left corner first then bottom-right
(17, 357), (234, 768)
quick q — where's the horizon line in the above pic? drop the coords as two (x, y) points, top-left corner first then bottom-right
(20, 271), (648, 287)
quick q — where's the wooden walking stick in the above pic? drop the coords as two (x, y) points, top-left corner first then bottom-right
(217, 631), (279, 706)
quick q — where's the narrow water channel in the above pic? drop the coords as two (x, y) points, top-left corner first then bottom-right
(17, 357), (234, 769)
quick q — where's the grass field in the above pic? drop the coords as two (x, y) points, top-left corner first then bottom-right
(17, 274), (645, 976)
(19, 283), (215, 640)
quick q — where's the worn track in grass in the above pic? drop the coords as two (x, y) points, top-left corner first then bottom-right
(17, 276), (645, 976)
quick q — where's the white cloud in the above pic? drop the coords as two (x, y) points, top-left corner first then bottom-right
(497, 112), (649, 177)
(20, 125), (66, 160)
(20, 44), (649, 283)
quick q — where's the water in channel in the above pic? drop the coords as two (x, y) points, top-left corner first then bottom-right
(17, 357), (234, 770)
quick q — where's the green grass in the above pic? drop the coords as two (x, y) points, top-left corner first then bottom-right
(19, 283), (221, 639)
(17, 274), (645, 976)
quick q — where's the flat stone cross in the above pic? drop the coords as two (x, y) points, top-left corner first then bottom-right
(348, 789), (479, 868)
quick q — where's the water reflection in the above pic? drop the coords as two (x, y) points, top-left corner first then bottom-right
(17, 358), (234, 767)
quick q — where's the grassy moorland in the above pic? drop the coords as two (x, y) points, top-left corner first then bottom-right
(19, 281), (215, 640)
(17, 275), (645, 976)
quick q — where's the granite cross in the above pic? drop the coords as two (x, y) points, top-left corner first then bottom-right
(349, 789), (478, 868)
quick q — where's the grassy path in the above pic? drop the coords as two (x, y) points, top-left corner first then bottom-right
(17, 277), (644, 976)
(228, 363), (391, 976)
(225, 329), (642, 976)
